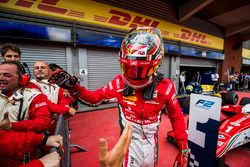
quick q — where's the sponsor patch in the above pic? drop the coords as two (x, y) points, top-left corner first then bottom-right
(123, 96), (137, 101)
(218, 135), (225, 139)
(165, 84), (172, 95)
(217, 141), (224, 146)
(35, 102), (47, 108)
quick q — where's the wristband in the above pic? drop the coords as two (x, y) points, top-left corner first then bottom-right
(182, 149), (189, 156)
(41, 131), (49, 145)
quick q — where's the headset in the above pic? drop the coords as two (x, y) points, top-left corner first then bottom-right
(8, 62), (31, 87)
(19, 62), (31, 87)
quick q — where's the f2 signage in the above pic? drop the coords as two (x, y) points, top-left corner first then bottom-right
(108, 9), (159, 28)
(188, 94), (221, 167)
(195, 99), (215, 110)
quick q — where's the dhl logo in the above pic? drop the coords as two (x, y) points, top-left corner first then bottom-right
(0, 0), (222, 49)
(107, 9), (159, 28)
(0, 0), (159, 28)
(176, 28), (210, 46)
(0, 0), (85, 18)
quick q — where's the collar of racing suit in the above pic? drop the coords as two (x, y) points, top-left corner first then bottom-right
(123, 72), (164, 100)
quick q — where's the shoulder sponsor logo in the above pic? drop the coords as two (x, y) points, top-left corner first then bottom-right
(195, 99), (215, 110)
(165, 83), (172, 95)
(35, 102), (47, 108)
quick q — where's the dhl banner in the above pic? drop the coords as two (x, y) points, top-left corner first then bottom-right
(242, 48), (250, 59)
(0, 0), (224, 50)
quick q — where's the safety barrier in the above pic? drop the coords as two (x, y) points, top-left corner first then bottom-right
(50, 114), (86, 167)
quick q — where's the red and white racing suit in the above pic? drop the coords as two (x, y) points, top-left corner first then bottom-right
(0, 130), (44, 167)
(30, 79), (72, 134)
(69, 75), (187, 166)
(0, 88), (51, 132)
(30, 79), (71, 115)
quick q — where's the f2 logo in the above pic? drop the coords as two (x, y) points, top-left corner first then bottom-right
(195, 99), (215, 109)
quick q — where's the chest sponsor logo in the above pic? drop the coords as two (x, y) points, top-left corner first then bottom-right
(123, 96), (137, 101)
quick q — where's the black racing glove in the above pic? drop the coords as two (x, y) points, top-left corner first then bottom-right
(49, 70), (78, 90)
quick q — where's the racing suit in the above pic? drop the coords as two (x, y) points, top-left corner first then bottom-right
(68, 74), (187, 166)
(30, 79), (71, 115)
(0, 130), (44, 167)
(0, 88), (51, 132)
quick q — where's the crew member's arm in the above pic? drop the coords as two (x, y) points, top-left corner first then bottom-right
(22, 152), (60, 167)
(11, 94), (51, 132)
(47, 88), (75, 116)
(0, 129), (62, 155)
(0, 130), (43, 155)
(0, 129), (62, 167)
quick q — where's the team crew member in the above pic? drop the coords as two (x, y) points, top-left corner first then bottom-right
(31, 60), (76, 116)
(50, 27), (188, 167)
(49, 63), (78, 110)
(0, 114), (62, 167)
(1, 43), (21, 62)
(0, 61), (51, 132)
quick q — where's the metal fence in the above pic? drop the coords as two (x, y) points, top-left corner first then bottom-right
(50, 115), (86, 167)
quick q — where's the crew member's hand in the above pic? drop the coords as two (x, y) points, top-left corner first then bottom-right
(46, 135), (63, 148)
(49, 70), (78, 90)
(68, 108), (76, 116)
(99, 123), (132, 167)
(173, 140), (189, 167)
(0, 113), (12, 130)
(39, 152), (61, 167)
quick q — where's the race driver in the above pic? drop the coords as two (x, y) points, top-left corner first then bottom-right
(49, 27), (188, 167)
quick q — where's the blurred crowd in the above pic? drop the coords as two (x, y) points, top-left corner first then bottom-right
(178, 70), (250, 94)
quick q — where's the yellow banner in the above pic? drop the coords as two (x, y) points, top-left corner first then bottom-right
(242, 48), (250, 59)
(0, 0), (224, 50)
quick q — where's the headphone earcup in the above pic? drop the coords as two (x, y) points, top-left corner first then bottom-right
(18, 74), (30, 87)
